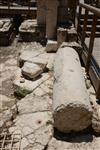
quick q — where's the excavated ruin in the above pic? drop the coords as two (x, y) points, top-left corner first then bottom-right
(0, 0), (100, 150)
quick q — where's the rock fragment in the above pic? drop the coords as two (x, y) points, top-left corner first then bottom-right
(46, 40), (58, 52)
(22, 62), (43, 80)
(13, 68), (50, 98)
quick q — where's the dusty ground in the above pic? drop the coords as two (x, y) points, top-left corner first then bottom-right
(0, 39), (100, 150)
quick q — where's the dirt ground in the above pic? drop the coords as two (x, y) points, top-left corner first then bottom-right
(0, 39), (100, 150)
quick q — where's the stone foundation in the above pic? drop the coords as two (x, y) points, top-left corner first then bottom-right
(0, 18), (15, 46)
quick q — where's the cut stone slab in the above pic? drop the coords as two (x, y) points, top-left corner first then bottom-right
(10, 113), (53, 150)
(0, 18), (14, 46)
(0, 104), (18, 132)
(19, 19), (37, 31)
(53, 47), (92, 133)
(13, 68), (51, 98)
(66, 27), (77, 42)
(22, 62), (43, 80)
(17, 94), (52, 115)
(46, 40), (58, 52)
(18, 50), (55, 71)
(18, 50), (47, 69)
(9, 95), (53, 150)
(57, 28), (67, 47)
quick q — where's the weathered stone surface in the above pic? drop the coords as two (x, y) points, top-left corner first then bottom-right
(22, 62), (43, 80)
(92, 103), (100, 134)
(19, 19), (37, 31)
(0, 19), (11, 31)
(66, 27), (77, 42)
(0, 95), (16, 112)
(57, 28), (67, 47)
(18, 50), (47, 69)
(13, 68), (51, 98)
(53, 47), (92, 133)
(17, 94), (52, 115)
(18, 50), (55, 71)
(9, 95), (53, 150)
(46, 40), (58, 52)
(33, 76), (53, 97)
(0, 18), (14, 46)
(60, 42), (82, 55)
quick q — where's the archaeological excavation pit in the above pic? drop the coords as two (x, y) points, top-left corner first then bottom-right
(0, 0), (100, 150)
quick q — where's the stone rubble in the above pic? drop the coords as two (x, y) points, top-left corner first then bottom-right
(13, 68), (51, 98)
(18, 49), (55, 71)
(22, 62), (43, 80)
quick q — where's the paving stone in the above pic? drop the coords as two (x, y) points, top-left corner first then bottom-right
(13, 68), (51, 98)
(18, 50), (47, 70)
(17, 94), (52, 115)
(9, 95), (53, 150)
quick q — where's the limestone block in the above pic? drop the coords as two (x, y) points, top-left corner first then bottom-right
(66, 27), (78, 42)
(22, 62), (43, 80)
(57, 28), (67, 47)
(9, 94), (53, 150)
(18, 50), (47, 70)
(53, 47), (92, 133)
(60, 42), (82, 55)
(13, 69), (50, 98)
(46, 40), (58, 52)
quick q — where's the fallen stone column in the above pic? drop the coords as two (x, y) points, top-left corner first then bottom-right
(53, 47), (92, 133)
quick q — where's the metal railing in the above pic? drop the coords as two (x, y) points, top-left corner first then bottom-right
(77, 2), (100, 99)
(0, 0), (36, 9)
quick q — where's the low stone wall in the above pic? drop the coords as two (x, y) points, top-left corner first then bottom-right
(19, 19), (45, 42)
(0, 18), (14, 46)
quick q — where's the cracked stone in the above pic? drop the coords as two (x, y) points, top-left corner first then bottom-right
(22, 62), (43, 80)
(17, 94), (52, 115)
(9, 112), (53, 150)
(18, 50), (47, 70)
(13, 68), (51, 98)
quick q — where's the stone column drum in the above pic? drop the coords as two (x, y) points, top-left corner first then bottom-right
(53, 47), (92, 133)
